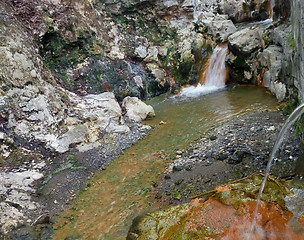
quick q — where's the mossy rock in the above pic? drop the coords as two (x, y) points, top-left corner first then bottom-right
(128, 174), (291, 239)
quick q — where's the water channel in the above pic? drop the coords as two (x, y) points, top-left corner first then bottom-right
(54, 85), (278, 239)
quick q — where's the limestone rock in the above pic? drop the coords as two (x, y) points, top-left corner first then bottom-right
(134, 45), (148, 59)
(0, 2), (132, 155)
(199, 17), (237, 41)
(144, 46), (159, 62)
(228, 28), (264, 56)
(146, 63), (167, 86)
(122, 97), (155, 122)
(0, 2), (66, 145)
(160, 0), (179, 8)
(0, 166), (45, 235)
(50, 92), (130, 153)
(259, 45), (286, 101)
(108, 46), (125, 60)
(221, 0), (271, 23)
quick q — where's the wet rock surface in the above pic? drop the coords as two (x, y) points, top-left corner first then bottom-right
(129, 175), (304, 239)
(155, 110), (301, 205)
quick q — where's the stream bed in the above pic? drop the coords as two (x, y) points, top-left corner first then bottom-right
(54, 86), (281, 239)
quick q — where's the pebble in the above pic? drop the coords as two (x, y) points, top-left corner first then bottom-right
(267, 126), (276, 131)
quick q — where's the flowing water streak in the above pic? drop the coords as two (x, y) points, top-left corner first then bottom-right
(268, 0), (275, 19)
(193, 0), (198, 22)
(250, 102), (304, 235)
(180, 43), (228, 97)
(246, 0), (275, 28)
(200, 43), (228, 86)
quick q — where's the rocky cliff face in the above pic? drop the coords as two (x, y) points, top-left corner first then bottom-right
(290, 0), (304, 102)
(0, 0), (303, 237)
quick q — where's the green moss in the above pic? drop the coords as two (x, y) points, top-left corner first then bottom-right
(39, 27), (102, 87)
(280, 98), (304, 147)
(113, 13), (176, 46)
(287, 33), (296, 50)
(215, 174), (289, 209)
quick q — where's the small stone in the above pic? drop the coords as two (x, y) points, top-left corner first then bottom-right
(173, 165), (184, 172)
(0, 132), (5, 140)
(175, 179), (184, 185)
(176, 150), (183, 155)
(218, 153), (228, 161)
(33, 214), (50, 225)
(267, 126), (276, 131)
(210, 136), (217, 141)
(30, 70), (37, 78)
(164, 175), (171, 180)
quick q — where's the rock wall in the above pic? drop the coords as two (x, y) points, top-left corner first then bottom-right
(0, 1), (156, 156)
(290, 0), (304, 102)
(226, 0), (304, 103)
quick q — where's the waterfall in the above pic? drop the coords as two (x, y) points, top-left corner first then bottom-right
(269, 0), (275, 20)
(180, 43), (228, 97)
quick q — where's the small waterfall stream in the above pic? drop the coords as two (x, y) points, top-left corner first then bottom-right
(180, 43), (228, 97)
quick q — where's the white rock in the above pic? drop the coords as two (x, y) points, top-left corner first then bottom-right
(0, 132), (5, 140)
(158, 46), (168, 57)
(267, 126), (276, 131)
(134, 76), (144, 88)
(146, 63), (167, 86)
(144, 46), (159, 62)
(108, 46), (125, 60)
(200, 18), (237, 41)
(134, 45), (147, 59)
(122, 96), (155, 122)
(30, 69), (37, 78)
(228, 28), (264, 56)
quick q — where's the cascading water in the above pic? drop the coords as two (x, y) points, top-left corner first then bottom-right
(249, 102), (304, 238)
(258, 0), (275, 27)
(268, 0), (275, 20)
(180, 43), (228, 97)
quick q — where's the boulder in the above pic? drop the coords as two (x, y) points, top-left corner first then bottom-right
(199, 16), (237, 41)
(122, 97), (155, 122)
(259, 45), (286, 101)
(226, 27), (265, 83)
(146, 63), (167, 86)
(51, 92), (130, 153)
(228, 28), (264, 56)
(221, 0), (271, 23)
(144, 46), (159, 62)
(134, 45), (148, 59)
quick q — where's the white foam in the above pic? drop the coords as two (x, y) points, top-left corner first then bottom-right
(180, 84), (225, 98)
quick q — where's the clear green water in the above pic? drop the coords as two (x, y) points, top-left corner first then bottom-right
(54, 86), (278, 240)
(146, 86), (278, 153)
